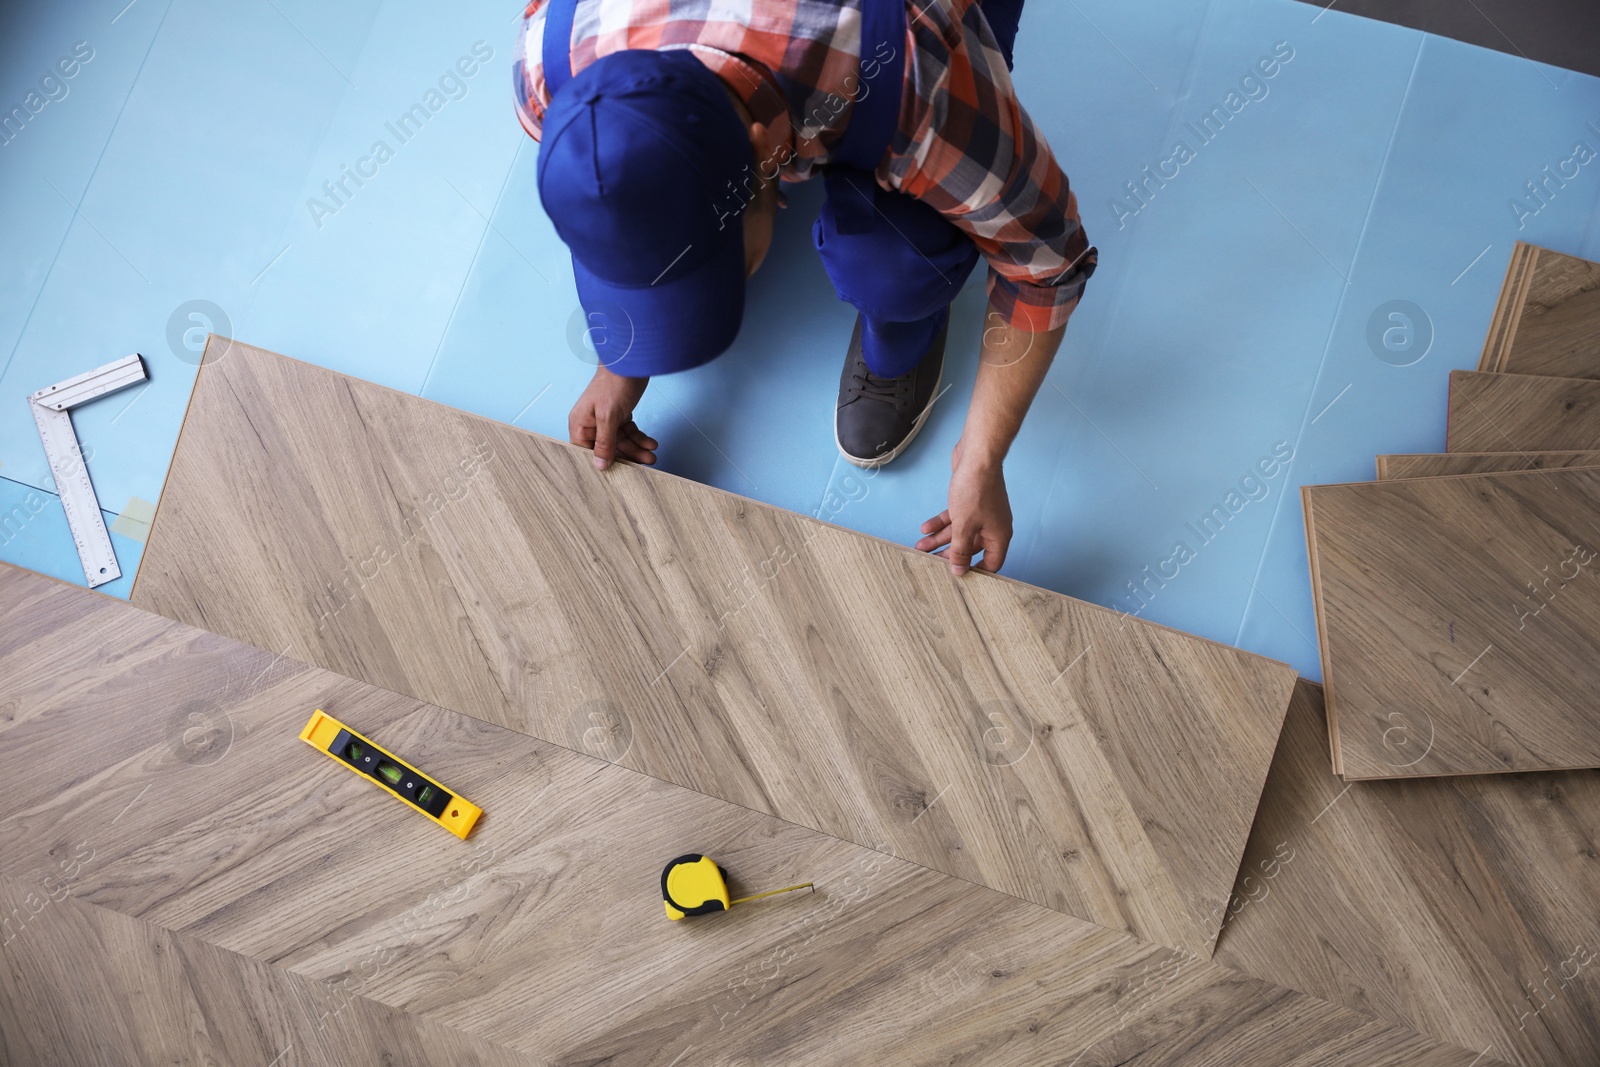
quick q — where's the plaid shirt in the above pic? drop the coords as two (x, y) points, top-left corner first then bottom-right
(514, 0), (1095, 330)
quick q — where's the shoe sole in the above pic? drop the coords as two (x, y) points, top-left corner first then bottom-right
(835, 358), (944, 469)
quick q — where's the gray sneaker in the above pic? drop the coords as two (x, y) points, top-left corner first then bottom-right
(834, 314), (947, 468)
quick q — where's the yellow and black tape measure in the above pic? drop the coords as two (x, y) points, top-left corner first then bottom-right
(662, 854), (733, 919)
(300, 710), (481, 839)
(661, 853), (813, 920)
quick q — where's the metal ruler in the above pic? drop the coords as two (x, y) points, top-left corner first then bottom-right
(27, 354), (148, 588)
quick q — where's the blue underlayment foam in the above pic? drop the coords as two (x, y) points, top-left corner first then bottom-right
(0, 474), (142, 599)
(3, 0), (1599, 682)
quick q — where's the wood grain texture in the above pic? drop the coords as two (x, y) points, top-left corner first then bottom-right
(1303, 469), (1600, 779)
(1447, 371), (1600, 452)
(1478, 242), (1537, 373)
(0, 565), (1483, 1067)
(1378, 451), (1600, 480)
(129, 337), (1298, 956)
(0, 876), (533, 1067)
(1216, 681), (1600, 1067)
(1477, 243), (1600, 379)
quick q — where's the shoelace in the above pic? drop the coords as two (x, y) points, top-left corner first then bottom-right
(848, 367), (912, 407)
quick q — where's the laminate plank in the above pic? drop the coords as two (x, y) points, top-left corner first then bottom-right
(1303, 468), (1600, 778)
(1216, 681), (1600, 1067)
(1477, 243), (1600, 379)
(1, 928), (126, 1067)
(0, 563), (1485, 1066)
(1493, 243), (1538, 363)
(1446, 371), (1600, 452)
(1377, 451), (1600, 480)
(1478, 242), (1538, 374)
(0, 875), (534, 1067)
(128, 337), (1298, 956)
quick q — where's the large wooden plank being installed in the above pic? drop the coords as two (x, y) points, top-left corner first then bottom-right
(1447, 371), (1600, 452)
(1216, 681), (1600, 1067)
(1303, 468), (1600, 779)
(0, 565), (1486, 1067)
(1477, 243), (1600, 378)
(1377, 450), (1600, 480)
(131, 338), (1298, 956)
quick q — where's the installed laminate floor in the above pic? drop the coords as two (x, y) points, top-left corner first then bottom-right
(1447, 371), (1600, 452)
(1478, 244), (1600, 379)
(130, 338), (1298, 956)
(1303, 468), (1600, 778)
(1377, 451), (1600, 479)
(0, 875), (534, 1067)
(0, 565), (1486, 1067)
(1216, 681), (1600, 1067)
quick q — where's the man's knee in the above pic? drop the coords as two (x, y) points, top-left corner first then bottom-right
(815, 192), (980, 322)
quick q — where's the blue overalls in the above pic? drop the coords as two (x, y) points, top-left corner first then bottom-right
(542, 0), (1024, 379)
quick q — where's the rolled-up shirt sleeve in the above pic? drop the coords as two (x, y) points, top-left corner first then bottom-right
(513, 0), (550, 141)
(888, 2), (1096, 332)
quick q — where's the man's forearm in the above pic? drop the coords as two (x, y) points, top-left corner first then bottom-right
(961, 306), (1072, 466)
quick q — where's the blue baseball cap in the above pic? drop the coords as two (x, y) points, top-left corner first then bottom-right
(538, 49), (752, 377)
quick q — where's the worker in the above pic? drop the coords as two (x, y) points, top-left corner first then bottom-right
(515, 0), (1095, 575)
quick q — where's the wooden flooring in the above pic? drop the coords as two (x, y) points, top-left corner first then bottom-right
(1447, 371), (1600, 452)
(130, 337), (1298, 956)
(1377, 450), (1600, 480)
(1303, 468), (1600, 778)
(1214, 681), (1600, 1067)
(1478, 241), (1540, 374)
(1478, 243), (1600, 379)
(0, 874), (534, 1067)
(0, 565), (1492, 1067)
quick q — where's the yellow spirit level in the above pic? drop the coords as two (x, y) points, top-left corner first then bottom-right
(300, 710), (481, 839)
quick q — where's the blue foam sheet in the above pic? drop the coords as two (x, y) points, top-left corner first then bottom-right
(0, 0), (169, 373)
(0, 0), (361, 510)
(0, 474), (143, 599)
(3, 0), (1599, 688)
(1236, 33), (1600, 671)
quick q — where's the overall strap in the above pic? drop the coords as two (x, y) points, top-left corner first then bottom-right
(541, 0), (579, 95)
(824, 0), (909, 235)
(830, 0), (908, 172)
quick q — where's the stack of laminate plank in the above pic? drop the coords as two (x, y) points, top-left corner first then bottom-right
(1305, 242), (1600, 780)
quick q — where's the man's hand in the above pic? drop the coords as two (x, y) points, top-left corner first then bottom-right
(917, 441), (1013, 575)
(569, 366), (656, 469)
(916, 308), (1071, 575)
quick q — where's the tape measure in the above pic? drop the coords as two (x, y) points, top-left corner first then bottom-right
(661, 854), (813, 920)
(300, 710), (481, 839)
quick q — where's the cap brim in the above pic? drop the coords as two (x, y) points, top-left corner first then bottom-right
(571, 233), (745, 377)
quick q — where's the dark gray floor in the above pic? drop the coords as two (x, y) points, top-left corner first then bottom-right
(1296, 0), (1600, 78)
